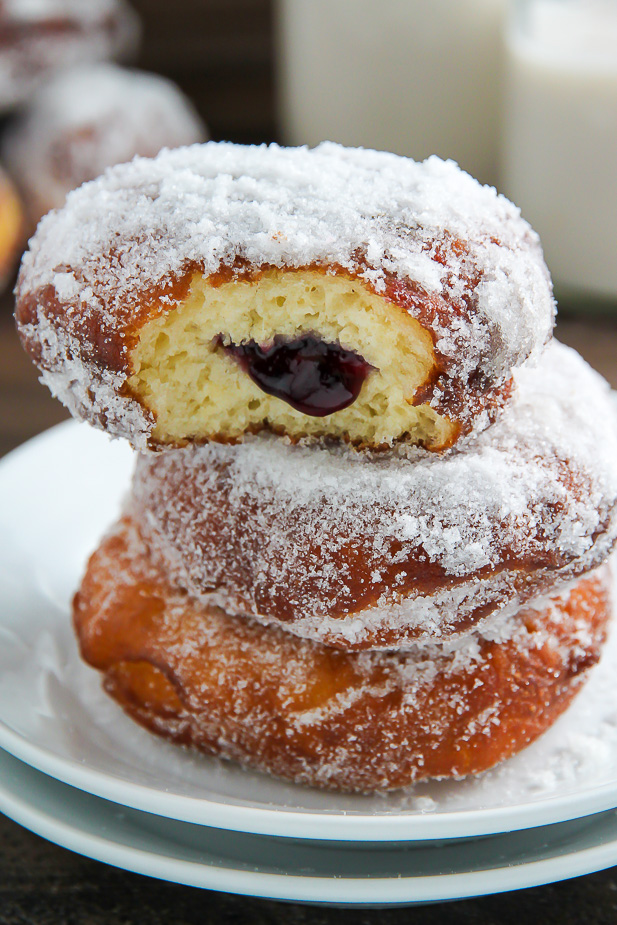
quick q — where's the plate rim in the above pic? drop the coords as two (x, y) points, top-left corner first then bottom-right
(2, 420), (617, 842)
(3, 747), (617, 905)
(5, 716), (617, 842)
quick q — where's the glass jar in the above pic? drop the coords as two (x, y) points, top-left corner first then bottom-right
(276, 0), (507, 186)
(501, 0), (617, 310)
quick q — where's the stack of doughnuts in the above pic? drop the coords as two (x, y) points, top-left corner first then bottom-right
(15, 142), (617, 792)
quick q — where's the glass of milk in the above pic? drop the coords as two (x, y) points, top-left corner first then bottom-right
(276, 0), (507, 186)
(501, 0), (617, 308)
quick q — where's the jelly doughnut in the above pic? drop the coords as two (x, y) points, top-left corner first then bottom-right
(128, 342), (617, 650)
(0, 0), (139, 110)
(15, 142), (554, 452)
(3, 63), (207, 229)
(73, 516), (612, 792)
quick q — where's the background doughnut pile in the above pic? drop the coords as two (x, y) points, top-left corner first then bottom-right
(0, 0), (206, 289)
(16, 141), (617, 792)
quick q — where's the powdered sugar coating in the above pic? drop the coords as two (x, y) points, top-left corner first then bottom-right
(3, 63), (207, 226)
(16, 141), (554, 449)
(130, 342), (617, 649)
(74, 514), (612, 791)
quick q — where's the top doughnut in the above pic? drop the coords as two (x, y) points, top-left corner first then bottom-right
(15, 142), (555, 451)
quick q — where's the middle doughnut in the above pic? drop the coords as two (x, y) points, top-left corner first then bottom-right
(129, 342), (617, 650)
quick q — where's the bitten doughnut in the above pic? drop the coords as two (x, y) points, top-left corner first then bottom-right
(15, 142), (554, 452)
(129, 342), (617, 650)
(0, 0), (139, 110)
(3, 63), (207, 228)
(73, 516), (612, 792)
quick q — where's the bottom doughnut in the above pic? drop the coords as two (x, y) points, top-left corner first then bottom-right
(73, 517), (612, 793)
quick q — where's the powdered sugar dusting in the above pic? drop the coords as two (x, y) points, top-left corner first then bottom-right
(3, 422), (617, 817)
(130, 342), (617, 647)
(26, 308), (153, 450)
(4, 0), (128, 16)
(16, 141), (554, 445)
(72, 514), (611, 791)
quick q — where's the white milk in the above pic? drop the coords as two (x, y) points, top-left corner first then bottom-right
(276, 0), (507, 186)
(501, 0), (617, 302)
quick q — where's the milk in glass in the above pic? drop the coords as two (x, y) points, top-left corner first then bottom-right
(502, 0), (617, 303)
(277, 0), (507, 186)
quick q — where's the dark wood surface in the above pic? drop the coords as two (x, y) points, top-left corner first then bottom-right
(130, 0), (276, 144)
(3, 0), (617, 920)
(3, 807), (617, 925)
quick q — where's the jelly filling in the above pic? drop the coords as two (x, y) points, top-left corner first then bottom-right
(220, 334), (375, 416)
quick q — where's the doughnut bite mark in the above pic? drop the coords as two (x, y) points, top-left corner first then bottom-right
(15, 142), (555, 451)
(128, 342), (617, 650)
(73, 516), (612, 793)
(127, 267), (457, 450)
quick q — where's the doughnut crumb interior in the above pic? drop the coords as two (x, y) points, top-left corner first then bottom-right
(128, 268), (456, 449)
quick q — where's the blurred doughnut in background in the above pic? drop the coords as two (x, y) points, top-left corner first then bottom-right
(0, 163), (22, 288)
(3, 62), (208, 230)
(0, 0), (140, 111)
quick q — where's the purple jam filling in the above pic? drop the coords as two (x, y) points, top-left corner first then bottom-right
(220, 334), (375, 416)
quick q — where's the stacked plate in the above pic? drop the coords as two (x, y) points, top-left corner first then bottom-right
(2, 421), (617, 907)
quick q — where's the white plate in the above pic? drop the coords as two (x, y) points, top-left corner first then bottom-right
(2, 421), (617, 842)
(3, 746), (617, 905)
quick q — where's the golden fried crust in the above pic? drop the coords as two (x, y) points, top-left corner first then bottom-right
(73, 517), (611, 792)
(130, 442), (602, 650)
